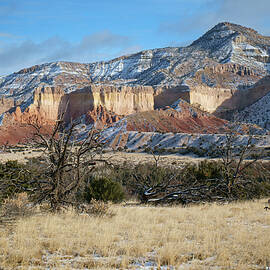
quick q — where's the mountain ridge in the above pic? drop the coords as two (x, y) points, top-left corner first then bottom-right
(1, 22), (269, 90)
(0, 22), (270, 137)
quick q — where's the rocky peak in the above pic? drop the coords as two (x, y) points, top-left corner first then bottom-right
(191, 22), (270, 49)
(0, 21), (269, 112)
(190, 22), (269, 58)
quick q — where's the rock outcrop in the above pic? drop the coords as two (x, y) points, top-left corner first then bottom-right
(0, 97), (15, 115)
(85, 105), (121, 127)
(1, 22), (270, 141)
(189, 75), (270, 118)
(64, 85), (154, 121)
(7, 84), (154, 126)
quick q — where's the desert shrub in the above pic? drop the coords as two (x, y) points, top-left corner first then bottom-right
(157, 148), (166, 154)
(117, 160), (270, 204)
(181, 161), (270, 199)
(122, 163), (179, 201)
(84, 176), (125, 203)
(0, 161), (36, 204)
(182, 160), (223, 182)
(144, 146), (152, 153)
(94, 161), (270, 204)
(79, 160), (270, 204)
(186, 146), (207, 157)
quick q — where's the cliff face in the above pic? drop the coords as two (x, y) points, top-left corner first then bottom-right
(190, 86), (235, 113)
(31, 86), (65, 120)
(63, 85), (154, 122)
(190, 76), (270, 117)
(11, 86), (65, 125)
(154, 86), (190, 109)
(0, 97), (15, 115)
(10, 84), (154, 125)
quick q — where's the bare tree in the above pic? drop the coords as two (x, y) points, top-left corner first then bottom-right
(28, 114), (106, 211)
(133, 122), (266, 205)
(214, 122), (264, 195)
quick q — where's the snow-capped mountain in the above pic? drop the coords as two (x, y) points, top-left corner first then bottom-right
(88, 22), (270, 87)
(0, 22), (270, 133)
(0, 22), (269, 101)
(0, 62), (93, 104)
(238, 92), (270, 129)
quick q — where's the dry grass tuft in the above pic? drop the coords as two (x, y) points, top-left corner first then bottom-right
(0, 193), (34, 220)
(0, 200), (269, 269)
(80, 200), (115, 218)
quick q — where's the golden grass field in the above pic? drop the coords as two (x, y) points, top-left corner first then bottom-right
(0, 199), (269, 270)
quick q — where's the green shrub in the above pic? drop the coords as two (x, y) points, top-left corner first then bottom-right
(144, 146), (152, 153)
(84, 177), (125, 203)
(0, 161), (36, 204)
(182, 160), (223, 181)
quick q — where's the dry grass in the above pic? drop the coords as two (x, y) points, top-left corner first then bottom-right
(0, 193), (34, 219)
(0, 200), (269, 269)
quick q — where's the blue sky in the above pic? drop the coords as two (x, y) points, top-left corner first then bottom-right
(0, 0), (270, 75)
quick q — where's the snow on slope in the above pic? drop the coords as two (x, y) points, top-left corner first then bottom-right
(0, 62), (92, 103)
(0, 21), (269, 126)
(0, 22), (269, 100)
(238, 91), (270, 129)
(101, 128), (270, 152)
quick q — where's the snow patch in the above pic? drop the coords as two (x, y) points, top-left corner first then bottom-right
(0, 113), (5, 126)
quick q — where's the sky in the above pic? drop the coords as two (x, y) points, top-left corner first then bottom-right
(0, 0), (270, 75)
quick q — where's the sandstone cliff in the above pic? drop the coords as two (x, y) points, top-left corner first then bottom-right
(190, 76), (270, 117)
(9, 84), (154, 125)
(190, 86), (235, 114)
(154, 86), (190, 109)
(11, 86), (65, 125)
(64, 85), (154, 121)
(0, 97), (15, 115)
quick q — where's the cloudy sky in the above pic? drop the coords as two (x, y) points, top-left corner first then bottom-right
(0, 0), (270, 75)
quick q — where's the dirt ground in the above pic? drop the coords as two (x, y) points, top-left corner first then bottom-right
(0, 147), (210, 166)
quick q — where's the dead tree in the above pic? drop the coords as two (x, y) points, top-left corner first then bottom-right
(133, 122), (266, 205)
(28, 115), (106, 211)
(214, 122), (264, 195)
(133, 173), (228, 204)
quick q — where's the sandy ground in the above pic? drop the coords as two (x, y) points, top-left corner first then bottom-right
(0, 147), (213, 166)
(0, 150), (42, 163)
(101, 151), (210, 167)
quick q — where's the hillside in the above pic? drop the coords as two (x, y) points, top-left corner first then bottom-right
(0, 22), (269, 100)
(0, 22), (270, 141)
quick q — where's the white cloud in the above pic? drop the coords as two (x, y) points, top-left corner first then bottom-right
(0, 30), (140, 75)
